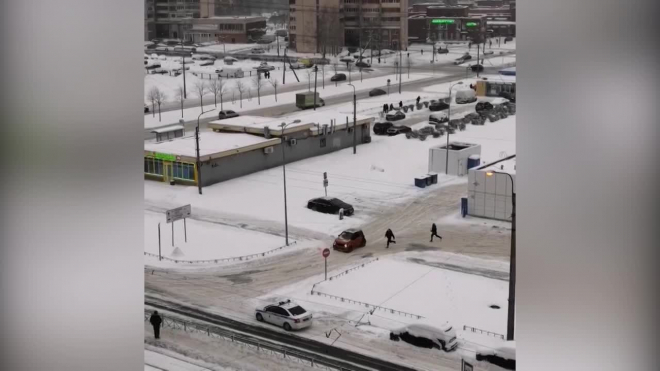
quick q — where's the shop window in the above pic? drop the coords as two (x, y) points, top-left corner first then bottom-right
(173, 162), (195, 180)
(144, 157), (164, 176)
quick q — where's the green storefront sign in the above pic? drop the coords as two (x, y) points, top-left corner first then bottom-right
(431, 19), (455, 24)
(152, 152), (176, 161)
(466, 22), (478, 27)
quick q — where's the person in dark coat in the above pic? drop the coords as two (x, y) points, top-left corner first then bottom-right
(398, 101), (403, 108)
(416, 96), (421, 104)
(389, 103), (394, 111)
(430, 223), (442, 242)
(385, 229), (396, 248)
(383, 103), (389, 113)
(421, 49), (424, 55)
(150, 310), (162, 339)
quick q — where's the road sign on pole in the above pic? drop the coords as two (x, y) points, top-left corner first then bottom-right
(322, 248), (330, 280)
(166, 204), (191, 223)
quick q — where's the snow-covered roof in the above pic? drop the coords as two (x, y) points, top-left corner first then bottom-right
(487, 20), (515, 25)
(151, 124), (184, 134)
(144, 132), (279, 160)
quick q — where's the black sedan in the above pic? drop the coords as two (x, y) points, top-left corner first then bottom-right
(331, 73), (347, 82)
(373, 121), (394, 135)
(307, 197), (354, 216)
(475, 101), (494, 113)
(429, 101), (449, 111)
(385, 111), (406, 121)
(387, 125), (412, 136)
(356, 61), (371, 68)
(470, 64), (484, 72)
(369, 88), (386, 97)
(436, 48), (449, 54)
(218, 110), (239, 120)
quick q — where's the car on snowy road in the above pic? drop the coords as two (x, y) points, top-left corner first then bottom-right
(369, 88), (386, 97)
(429, 100), (449, 112)
(476, 342), (516, 370)
(373, 121), (394, 135)
(429, 112), (449, 124)
(255, 300), (313, 331)
(307, 197), (354, 216)
(331, 73), (347, 82)
(356, 61), (371, 68)
(390, 322), (458, 352)
(217, 110), (239, 120)
(387, 125), (412, 136)
(333, 228), (367, 253)
(385, 111), (406, 121)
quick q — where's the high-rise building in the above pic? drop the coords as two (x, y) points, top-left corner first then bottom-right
(289, 0), (409, 53)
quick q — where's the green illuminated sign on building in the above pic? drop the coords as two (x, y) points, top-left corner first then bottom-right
(153, 152), (176, 161)
(466, 22), (478, 27)
(431, 19), (455, 24)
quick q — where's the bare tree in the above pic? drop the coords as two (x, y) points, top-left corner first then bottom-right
(346, 63), (353, 84)
(192, 80), (207, 112)
(209, 78), (226, 109)
(174, 85), (185, 118)
(154, 88), (167, 122)
(235, 80), (246, 108)
(268, 78), (279, 102)
(407, 57), (414, 79)
(252, 74), (266, 105)
(147, 87), (159, 118)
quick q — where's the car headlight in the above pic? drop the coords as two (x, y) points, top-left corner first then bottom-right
(344, 244), (348, 248)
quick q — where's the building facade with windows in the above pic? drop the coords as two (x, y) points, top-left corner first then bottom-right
(144, 0), (236, 41)
(289, 0), (408, 53)
(185, 16), (267, 44)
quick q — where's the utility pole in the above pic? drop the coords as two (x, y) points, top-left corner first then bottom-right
(195, 126), (201, 194)
(181, 42), (187, 99)
(348, 84), (356, 155)
(398, 49), (402, 94)
(313, 66), (318, 110)
(282, 48), (286, 85)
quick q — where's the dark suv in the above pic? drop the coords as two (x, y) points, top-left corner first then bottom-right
(307, 197), (354, 216)
(373, 122), (394, 135)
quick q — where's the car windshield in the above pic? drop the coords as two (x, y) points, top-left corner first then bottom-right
(288, 306), (306, 316)
(339, 231), (356, 240)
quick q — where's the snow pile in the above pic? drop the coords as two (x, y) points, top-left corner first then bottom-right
(170, 247), (185, 258)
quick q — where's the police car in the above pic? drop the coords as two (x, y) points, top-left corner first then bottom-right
(255, 300), (313, 331)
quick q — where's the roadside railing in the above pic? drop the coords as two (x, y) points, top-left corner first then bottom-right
(307, 291), (424, 320)
(144, 241), (297, 264)
(144, 309), (350, 371)
(463, 325), (505, 340)
(310, 258), (379, 293)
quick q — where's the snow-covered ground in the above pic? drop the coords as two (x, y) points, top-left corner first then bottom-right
(145, 348), (225, 371)
(144, 210), (290, 261)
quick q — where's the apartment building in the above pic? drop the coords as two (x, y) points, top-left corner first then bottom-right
(144, 0), (234, 41)
(289, 0), (408, 53)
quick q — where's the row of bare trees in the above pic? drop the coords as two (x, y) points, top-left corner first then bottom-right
(145, 75), (282, 121)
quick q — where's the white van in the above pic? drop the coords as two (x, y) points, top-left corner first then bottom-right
(215, 68), (244, 78)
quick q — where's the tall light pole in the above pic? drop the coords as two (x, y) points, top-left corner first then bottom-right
(348, 83), (357, 154)
(195, 108), (215, 195)
(445, 81), (463, 174)
(487, 170), (516, 341)
(279, 120), (300, 245)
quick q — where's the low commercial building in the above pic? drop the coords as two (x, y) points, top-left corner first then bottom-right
(428, 141), (482, 176)
(185, 16), (267, 44)
(474, 76), (515, 97)
(144, 114), (374, 187)
(408, 5), (487, 43)
(467, 155), (515, 221)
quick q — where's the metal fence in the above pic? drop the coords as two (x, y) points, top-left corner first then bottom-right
(144, 241), (297, 264)
(463, 325), (504, 340)
(144, 310), (349, 371)
(308, 291), (425, 320)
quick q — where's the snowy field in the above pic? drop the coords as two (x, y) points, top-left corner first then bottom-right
(144, 210), (289, 261)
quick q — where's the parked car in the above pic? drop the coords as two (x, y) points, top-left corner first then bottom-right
(217, 110), (239, 120)
(429, 112), (449, 124)
(504, 36), (513, 42)
(385, 111), (406, 121)
(390, 322), (458, 352)
(470, 64), (484, 72)
(483, 50), (494, 55)
(307, 197), (354, 216)
(387, 125), (412, 136)
(429, 101), (449, 112)
(144, 105), (149, 113)
(251, 48), (265, 54)
(256, 62), (275, 71)
(454, 53), (472, 65)
(255, 300), (313, 331)
(356, 61), (371, 68)
(373, 122), (394, 135)
(198, 60), (215, 67)
(455, 89), (477, 104)
(339, 57), (354, 64)
(476, 342), (516, 370)
(330, 73), (347, 82)
(436, 48), (449, 54)
(333, 228), (367, 253)
(499, 91), (516, 103)
(475, 101), (494, 113)
(369, 88), (386, 97)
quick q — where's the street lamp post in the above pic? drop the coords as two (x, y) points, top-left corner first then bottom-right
(487, 170), (516, 341)
(195, 108), (215, 195)
(348, 84), (357, 154)
(445, 82), (463, 174)
(278, 120), (300, 245)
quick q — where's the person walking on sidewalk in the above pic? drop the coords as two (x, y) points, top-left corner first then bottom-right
(385, 228), (396, 248)
(150, 310), (162, 339)
(430, 223), (442, 242)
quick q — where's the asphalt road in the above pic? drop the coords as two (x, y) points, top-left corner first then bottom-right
(146, 50), (515, 114)
(146, 297), (419, 371)
(143, 64), (508, 140)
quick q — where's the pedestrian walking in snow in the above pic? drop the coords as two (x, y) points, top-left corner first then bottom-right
(489, 40), (492, 48)
(416, 96), (421, 105)
(378, 57), (381, 63)
(430, 223), (442, 242)
(398, 101), (403, 109)
(468, 42), (472, 49)
(385, 229), (396, 248)
(389, 103), (394, 111)
(421, 49), (424, 55)
(383, 103), (388, 113)
(150, 310), (162, 339)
